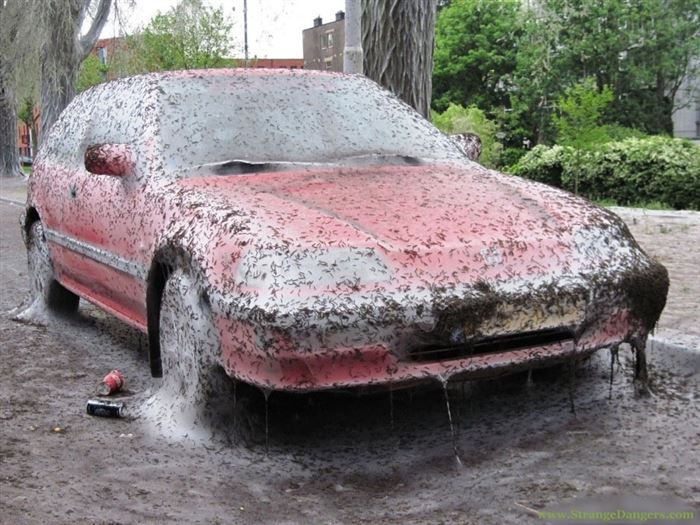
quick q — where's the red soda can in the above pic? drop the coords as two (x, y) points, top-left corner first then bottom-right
(97, 370), (125, 396)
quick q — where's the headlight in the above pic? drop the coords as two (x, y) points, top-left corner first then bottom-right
(235, 247), (392, 290)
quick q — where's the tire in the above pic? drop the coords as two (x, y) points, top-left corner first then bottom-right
(159, 269), (219, 400)
(157, 269), (258, 442)
(27, 221), (79, 314)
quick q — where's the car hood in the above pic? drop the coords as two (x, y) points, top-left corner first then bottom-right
(170, 162), (641, 286)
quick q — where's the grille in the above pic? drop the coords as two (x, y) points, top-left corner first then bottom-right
(406, 327), (574, 363)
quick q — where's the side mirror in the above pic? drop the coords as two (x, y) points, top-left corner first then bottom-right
(450, 133), (482, 161)
(84, 143), (134, 176)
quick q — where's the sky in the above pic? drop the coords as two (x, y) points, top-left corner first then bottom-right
(100, 0), (345, 59)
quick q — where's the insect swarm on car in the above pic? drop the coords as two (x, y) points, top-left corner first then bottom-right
(20, 68), (668, 439)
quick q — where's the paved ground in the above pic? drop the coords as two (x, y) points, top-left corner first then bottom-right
(609, 207), (700, 348)
(1, 176), (698, 524)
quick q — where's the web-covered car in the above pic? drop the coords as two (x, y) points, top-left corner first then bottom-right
(23, 69), (668, 396)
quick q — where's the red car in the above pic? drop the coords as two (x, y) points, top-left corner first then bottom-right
(23, 69), (667, 399)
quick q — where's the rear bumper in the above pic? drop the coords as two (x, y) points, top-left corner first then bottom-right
(216, 308), (637, 392)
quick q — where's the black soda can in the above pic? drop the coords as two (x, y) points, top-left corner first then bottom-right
(86, 399), (125, 418)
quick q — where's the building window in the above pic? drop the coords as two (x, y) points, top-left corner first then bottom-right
(324, 58), (333, 70)
(97, 47), (107, 65)
(321, 31), (334, 49)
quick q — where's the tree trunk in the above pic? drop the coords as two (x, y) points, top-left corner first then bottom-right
(39, 0), (111, 142)
(39, 1), (83, 141)
(361, 0), (437, 119)
(0, 1), (21, 177)
(0, 69), (20, 178)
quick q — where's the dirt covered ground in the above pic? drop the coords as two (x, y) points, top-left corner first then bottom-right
(609, 207), (700, 344)
(1, 181), (699, 524)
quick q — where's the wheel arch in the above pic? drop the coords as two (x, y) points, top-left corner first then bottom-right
(21, 207), (41, 244)
(146, 249), (175, 378)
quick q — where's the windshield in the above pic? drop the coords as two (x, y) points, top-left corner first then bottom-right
(158, 72), (464, 171)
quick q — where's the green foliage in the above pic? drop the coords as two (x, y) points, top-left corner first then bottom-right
(593, 198), (619, 207)
(17, 96), (38, 152)
(431, 103), (503, 167)
(523, 0), (700, 137)
(76, 54), (108, 92)
(432, 0), (521, 113)
(633, 201), (674, 211)
(553, 78), (614, 149)
(433, 0), (700, 147)
(592, 198), (671, 210)
(601, 124), (648, 142)
(17, 97), (34, 125)
(508, 144), (569, 187)
(509, 137), (700, 210)
(117, 0), (234, 74)
(506, 4), (566, 146)
(499, 147), (528, 169)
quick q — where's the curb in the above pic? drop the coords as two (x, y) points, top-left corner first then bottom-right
(649, 333), (699, 355)
(0, 196), (24, 208)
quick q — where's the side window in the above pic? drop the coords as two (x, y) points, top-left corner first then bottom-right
(83, 79), (151, 176)
(87, 85), (144, 146)
(40, 90), (95, 168)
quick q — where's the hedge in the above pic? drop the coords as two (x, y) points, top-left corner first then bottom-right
(507, 136), (700, 210)
(431, 104), (502, 168)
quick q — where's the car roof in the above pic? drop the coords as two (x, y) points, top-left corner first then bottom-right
(101, 67), (353, 92)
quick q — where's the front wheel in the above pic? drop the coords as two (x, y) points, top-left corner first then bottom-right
(155, 268), (249, 440)
(158, 270), (233, 437)
(159, 269), (219, 401)
(26, 221), (79, 314)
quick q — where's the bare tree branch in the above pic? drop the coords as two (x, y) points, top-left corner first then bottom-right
(80, 0), (112, 60)
(1, 0), (118, 176)
(40, 0), (113, 140)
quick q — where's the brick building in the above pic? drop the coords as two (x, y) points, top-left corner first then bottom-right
(302, 11), (345, 72)
(16, 105), (39, 161)
(93, 37), (126, 74)
(232, 58), (303, 69)
(17, 120), (34, 160)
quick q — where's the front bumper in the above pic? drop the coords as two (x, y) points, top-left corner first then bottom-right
(216, 309), (634, 391)
(213, 271), (658, 391)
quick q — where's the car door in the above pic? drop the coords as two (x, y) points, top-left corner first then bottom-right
(32, 91), (94, 280)
(58, 83), (155, 330)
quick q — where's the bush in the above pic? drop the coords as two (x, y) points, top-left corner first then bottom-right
(601, 124), (647, 141)
(431, 104), (503, 168)
(499, 147), (528, 170)
(507, 144), (570, 187)
(508, 136), (700, 210)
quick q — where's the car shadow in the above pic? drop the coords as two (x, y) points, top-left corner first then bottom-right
(242, 356), (625, 464)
